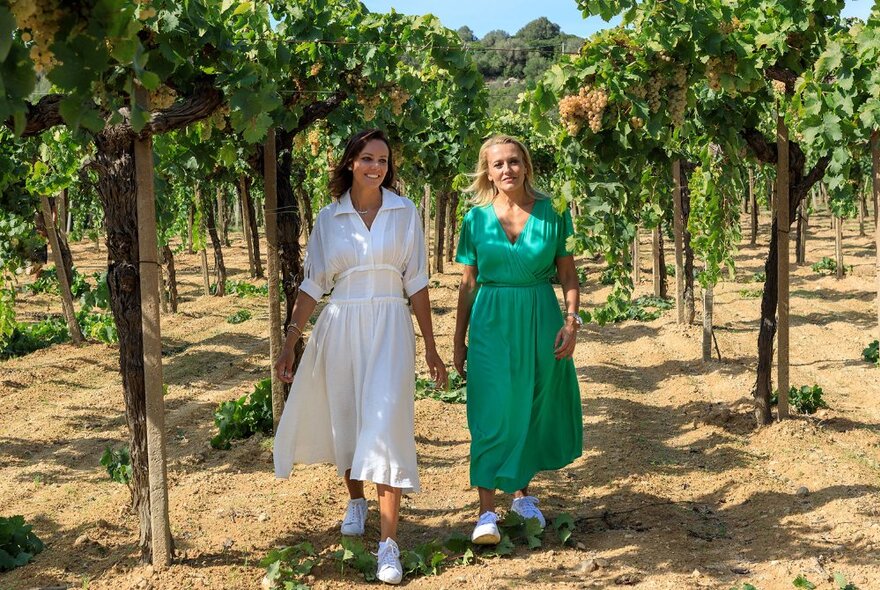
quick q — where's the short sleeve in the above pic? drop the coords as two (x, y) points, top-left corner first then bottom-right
(402, 207), (429, 297)
(299, 211), (334, 300)
(556, 208), (575, 258)
(455, 209), (476, 266)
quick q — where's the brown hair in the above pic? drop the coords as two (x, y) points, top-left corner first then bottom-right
(328, 129), (396, 199)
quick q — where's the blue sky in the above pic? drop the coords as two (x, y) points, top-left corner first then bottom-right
(362, 0), (876, 39)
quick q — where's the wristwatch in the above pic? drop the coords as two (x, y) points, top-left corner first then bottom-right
(566, 311), (583, 327)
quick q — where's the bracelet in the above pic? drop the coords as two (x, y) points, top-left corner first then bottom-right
(284, 322), (303, 339)
(566, 311), (583, 327)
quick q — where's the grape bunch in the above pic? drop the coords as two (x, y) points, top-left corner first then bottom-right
(667, 66), (688, 126)
(771, 80), (787, 95)
(309, 62), (323, 77)
(307, 128), (321, 157)
(558, 86), (608, 136)
(11, 0), (62, 73)
(356, 93), (380, 122)
(149, 85), (177, 110)
(706, 56), (736, 92)
(390, 88), (410, 116)
(718, 17), (742, 35)
(210, 106), (228, 131)
(645, 74), (663, 113)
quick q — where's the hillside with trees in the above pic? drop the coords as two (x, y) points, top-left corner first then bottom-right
(457, 17), (584, 113)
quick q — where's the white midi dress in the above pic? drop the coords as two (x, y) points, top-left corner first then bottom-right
(273, 188), (428, 493)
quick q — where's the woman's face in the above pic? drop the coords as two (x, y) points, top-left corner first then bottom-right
(350, 139), (389, 193)
(485, 143), (526, 194)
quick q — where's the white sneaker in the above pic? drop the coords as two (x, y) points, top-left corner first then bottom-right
(376, 537), (403, 585)
(471, 511), (501, 545)
(340, 498), (367, 536)
(511, 495), (545, 528)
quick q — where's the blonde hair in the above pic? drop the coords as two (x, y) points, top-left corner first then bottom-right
(464, 134), (545, 206)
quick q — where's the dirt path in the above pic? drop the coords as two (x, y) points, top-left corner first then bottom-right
(2, 211), (879, 590)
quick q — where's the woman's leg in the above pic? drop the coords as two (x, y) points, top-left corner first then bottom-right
(478, 486), (496, 515)
(376, 484), (401, 541)
(344, 469), (365, 499)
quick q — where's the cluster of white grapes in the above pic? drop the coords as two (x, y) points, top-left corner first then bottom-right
(771, 80), (787, 95)
(149, 85), (177, 109)
(706, 56), (736, 92)
(11, 0), (61, 73)
(209, 105), (229, 131)
(309, 62), (323, 77)
(390, 88), (409, 116)
(307, 128), (321, 157)
(668, 66), (688, 127)
(558, 86), (609, 136)
(356, 93), (381, 122)
(718, 17), (742, 35)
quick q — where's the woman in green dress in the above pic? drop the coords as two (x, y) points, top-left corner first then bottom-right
(453, 135), (583, 544)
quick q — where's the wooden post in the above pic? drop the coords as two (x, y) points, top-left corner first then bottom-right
(133, 84), (172, 568)
(872, 130), (880, 338)
(264, 129), (285, 432)
(776, 111), (790, 420)
(672, 160), (685, 323)
(40, 195), (84, 344)
(423, 184), (431, 279)
(749, 167), (758, 245)
(239, 176), (256, 278)
(702, 283), (714, 362)
(835, 215), (844, 280)
(632, 227), (641, 285)
(652, 226), (661, 297)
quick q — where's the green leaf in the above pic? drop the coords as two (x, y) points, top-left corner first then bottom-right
(793, 575), (817, 589)
(0, 7), (14, 62)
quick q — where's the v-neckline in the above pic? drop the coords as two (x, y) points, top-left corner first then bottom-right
(492, 198), (537, 246)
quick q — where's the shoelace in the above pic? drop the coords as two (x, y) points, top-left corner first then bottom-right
(343, 502), (366, 526)
(514, 496), (541, 516)
(377, 541), (400, 567)
(477, 512), (499, 526)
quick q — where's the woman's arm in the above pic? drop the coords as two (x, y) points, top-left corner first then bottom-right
(410, 287), (448, 389)
(453, 264), (479, 375)
(553, 254), (580, 360)
(274, 290), (319, 383)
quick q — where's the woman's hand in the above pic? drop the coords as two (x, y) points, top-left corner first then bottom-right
(453, 341), (467, 376)
(274, 340), (297, 383)
(426, 347), (448, 390)
(553, 320), (578, 360)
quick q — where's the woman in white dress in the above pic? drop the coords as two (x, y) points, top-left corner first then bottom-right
(273, 129), (447, 585)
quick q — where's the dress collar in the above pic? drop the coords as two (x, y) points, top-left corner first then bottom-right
(335, 187), (406, 216)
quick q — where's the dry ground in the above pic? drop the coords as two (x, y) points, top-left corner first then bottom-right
(1, 208), (879, 590)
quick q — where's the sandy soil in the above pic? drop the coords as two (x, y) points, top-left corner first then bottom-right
(1, 208), (879, 590)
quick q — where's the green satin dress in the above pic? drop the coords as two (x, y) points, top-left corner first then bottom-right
(456, 197), (583, 493)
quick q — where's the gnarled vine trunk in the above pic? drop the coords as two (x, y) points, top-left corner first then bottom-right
(93, 127), (153, 562)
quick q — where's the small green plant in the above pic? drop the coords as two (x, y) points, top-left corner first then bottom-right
(400, 540), (447, 577)
(551, 512), (576, 545)
(833, 572), (859, 590)
(592, 295), (673, 324)
(79, 271), (111, 310)
(211, 378), (274, 449)
(1, 316), (68, 358)
(100, 446), (132, 485)
(330, 537), (378, 582)
(862, 340), (879, 366)
(0, 515), (45, 572)
(497, 511), (544, 549)
(576, 266), (588, 286)
(76, 310), (118, 344)
(227, 280), (269, 298)
(415, 371), (466, 403)
(260, 542), (316, 589)
(739, 288), (763, 298)
(810, 257), (850, 276)
(729, 585), (758, 590)
(793, 575), (817, 589)
(227, 309), (252, 324)
(752, 271), (766, 283)
(770, 384), (828, 414)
